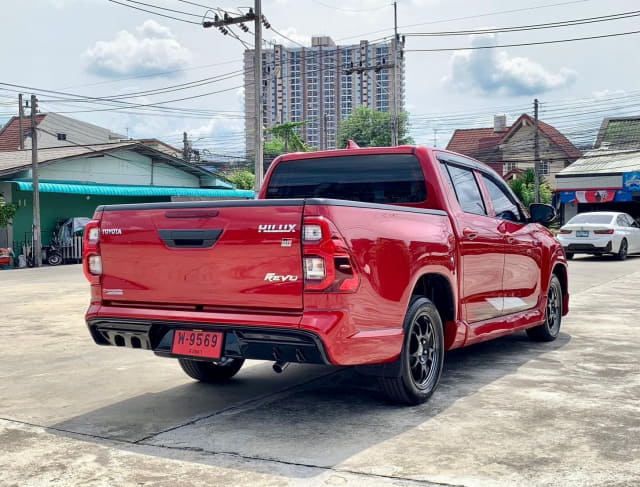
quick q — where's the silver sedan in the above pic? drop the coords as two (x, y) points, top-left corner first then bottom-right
(557, 211), (640, 260)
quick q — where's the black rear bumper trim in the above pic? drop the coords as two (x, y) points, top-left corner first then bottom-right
(87, 318), (332, 365)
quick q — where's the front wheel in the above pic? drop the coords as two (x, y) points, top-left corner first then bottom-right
(178, 357), (244, 382)
(378, 298), (444, 405)
(527, 275), (562, 342)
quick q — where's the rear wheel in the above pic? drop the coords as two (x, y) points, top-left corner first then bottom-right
(565, 252), (574, 260)
(178, 357), (244, 382)
(527, 275), (562, 342)
(616, 239), (628, 261)
(378, 298), (444, 405)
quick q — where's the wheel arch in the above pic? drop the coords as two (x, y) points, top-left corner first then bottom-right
(552, 262), (569, 316)
(411, 273), (458, 348)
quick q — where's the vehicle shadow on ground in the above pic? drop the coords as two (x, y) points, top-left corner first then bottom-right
(48, 331), (571, 478)
(572, 254), (640, 262)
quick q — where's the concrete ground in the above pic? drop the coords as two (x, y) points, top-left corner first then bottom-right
(0, 256), (639, 487)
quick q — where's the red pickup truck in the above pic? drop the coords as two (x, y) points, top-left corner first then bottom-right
(83, 145), (569, 405)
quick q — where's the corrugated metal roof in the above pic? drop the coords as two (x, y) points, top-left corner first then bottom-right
(557, 149), (640, 175)
(0, 142), (138, 174)
(9, 181), (254, 199)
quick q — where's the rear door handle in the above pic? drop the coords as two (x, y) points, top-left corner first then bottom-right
(158, 229), (222, 248)
(506, 235), (515, 244)
(463, 228), (478, 240)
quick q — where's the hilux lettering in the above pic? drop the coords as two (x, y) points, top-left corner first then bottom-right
(258, 224), (297, 233)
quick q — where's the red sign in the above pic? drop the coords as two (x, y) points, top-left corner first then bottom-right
(172, 330), (223, 359)
(572, 190), (616, 203)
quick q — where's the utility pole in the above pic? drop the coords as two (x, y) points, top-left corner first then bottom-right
(202, 3), (263, 190)
(18, 94), (25, 150)
(30, 95), (42, 267)
(390, 1), (399, 146)
(533, 98), (541, 204)
(254, 0), (264, 191)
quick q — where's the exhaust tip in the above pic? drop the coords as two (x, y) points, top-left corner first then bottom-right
(272, 361), (289, 374)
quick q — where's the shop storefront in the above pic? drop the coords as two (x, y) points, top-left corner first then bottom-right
(556, 151), (640, 223)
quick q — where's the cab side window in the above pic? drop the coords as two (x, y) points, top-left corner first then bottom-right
(481, 174), (524, 223)
(444, 163), (486, 215)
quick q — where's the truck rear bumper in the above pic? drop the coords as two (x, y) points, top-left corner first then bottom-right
(86, 303), (404, 366)
(88, 317), (332, 366)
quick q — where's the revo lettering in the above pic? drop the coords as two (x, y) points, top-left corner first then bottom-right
(264, 273), (299, 282)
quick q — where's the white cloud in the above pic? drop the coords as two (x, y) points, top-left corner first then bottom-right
(85, 20), (192, 78)
(268, 27), (312, 47)
(443, 34), (577, 96)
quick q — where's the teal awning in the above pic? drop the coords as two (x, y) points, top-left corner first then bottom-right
(9, 181), (254, 199)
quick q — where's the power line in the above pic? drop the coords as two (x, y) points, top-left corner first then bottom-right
(404, 10), (640, 37)
(311, 0), (392, 13)
(108, 0), (201, 24)
(335, 0), (594, 41)
(120, 0), (203, 18)
(406, 29), (640, 52)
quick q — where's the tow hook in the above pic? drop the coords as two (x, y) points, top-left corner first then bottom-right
(273, 361), (289, 374)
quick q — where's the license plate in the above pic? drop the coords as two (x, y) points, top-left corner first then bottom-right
(576, 231), (589, 237)
(172, 330), (223, 359)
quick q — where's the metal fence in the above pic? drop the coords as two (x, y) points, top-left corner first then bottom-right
(13, 232), (83, 266)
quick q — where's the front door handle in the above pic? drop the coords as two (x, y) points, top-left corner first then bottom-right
(506, 235), (515, 244)
(463, 228), (478, 240)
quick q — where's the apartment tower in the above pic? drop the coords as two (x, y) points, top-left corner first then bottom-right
(244, 35), (405, 157)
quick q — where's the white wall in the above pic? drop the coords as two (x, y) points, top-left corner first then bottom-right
(38, 150), (200, 187)
(24, 113), (125, 150)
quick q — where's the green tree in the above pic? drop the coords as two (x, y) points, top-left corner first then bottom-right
(0, 196), (17, 228)
(337, 106), (414, 148)
(508, 168), (552, 207)
(266, 121), (311, 153)
(225, 170), (255, 190)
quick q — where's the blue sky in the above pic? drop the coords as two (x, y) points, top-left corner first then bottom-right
(1, 0), (639, 155)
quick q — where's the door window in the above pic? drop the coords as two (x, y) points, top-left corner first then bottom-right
(444, 164), (486, 215)
(481, 175), (524, 222)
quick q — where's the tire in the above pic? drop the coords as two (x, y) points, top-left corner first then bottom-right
(47, 252), (63, 266)
(527, 275), (562, 342)
(616, 239), (628, 261)
(378, 297), (445, 405)
(565, 252), (574, 260)
(178, 357), (244, 382)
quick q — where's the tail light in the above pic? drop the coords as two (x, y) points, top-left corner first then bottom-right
(594, 229), (614, 234)
(83, 219), (102, 285)
(559, 229), (571, 234)
(302, 217), (360, 292)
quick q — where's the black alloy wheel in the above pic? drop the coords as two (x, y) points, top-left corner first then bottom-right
(527, 275), (562, 342)
(379, 297), (444, 405)
(408, 312), (439, 388)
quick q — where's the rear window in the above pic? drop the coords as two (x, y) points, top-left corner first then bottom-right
(567, 213), (614, 224)
(265, 154), (426, 204)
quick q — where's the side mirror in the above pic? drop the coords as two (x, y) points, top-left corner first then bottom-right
(529, 203), (556, 224)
